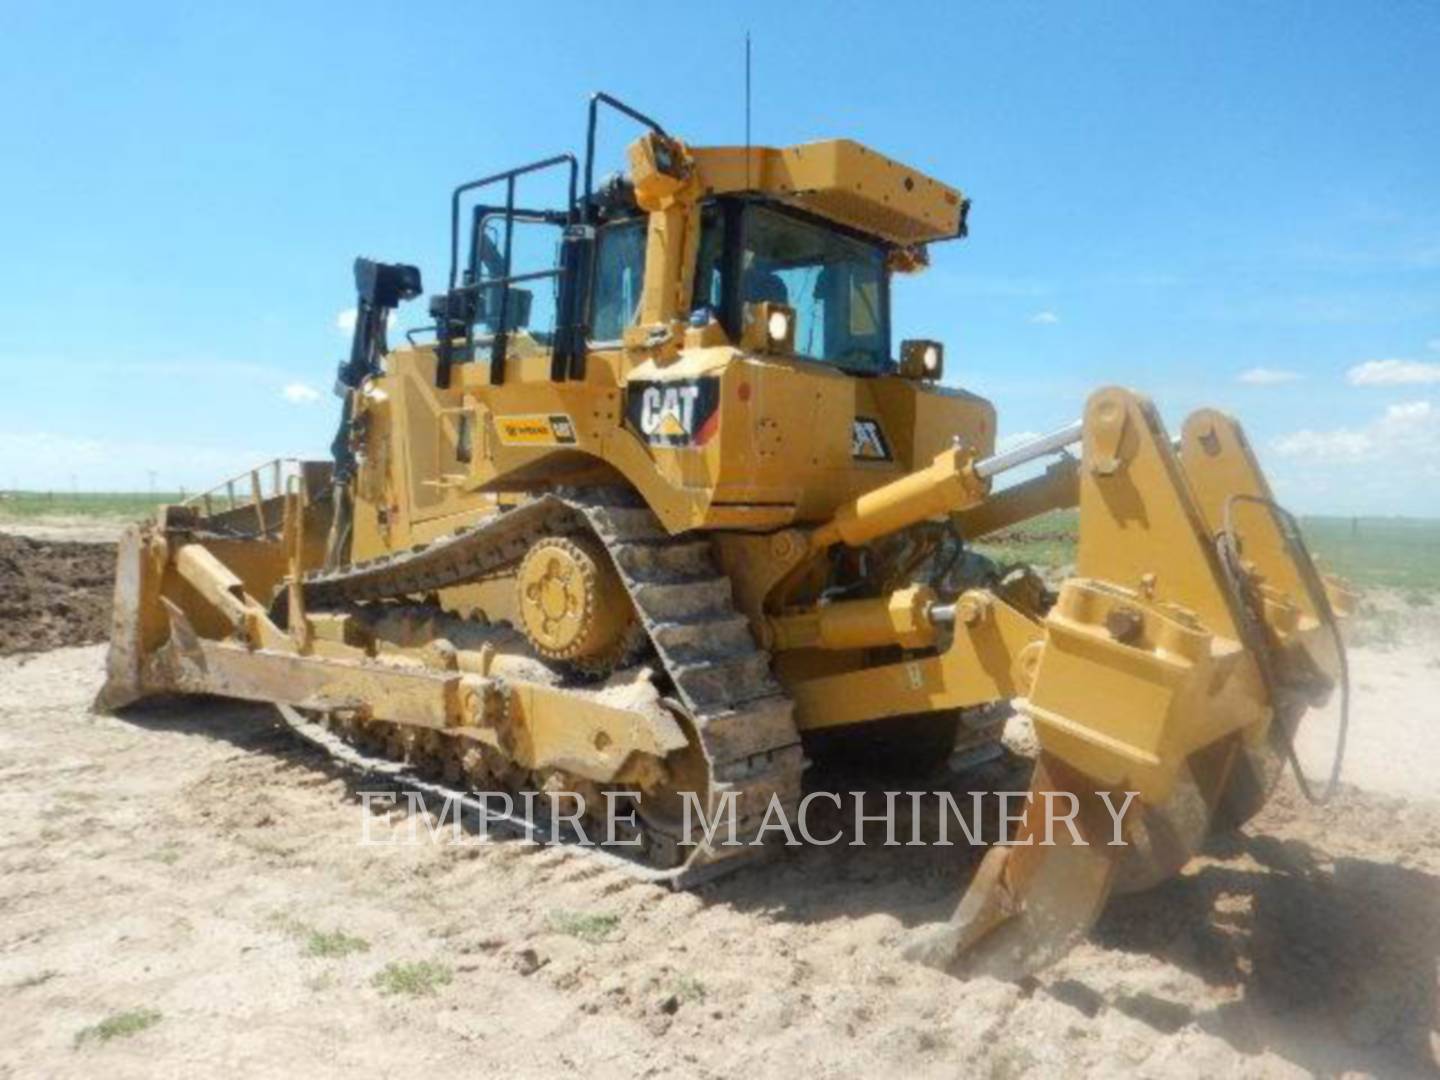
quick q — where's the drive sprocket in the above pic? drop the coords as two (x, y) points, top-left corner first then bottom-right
(515, 533), (646, 677)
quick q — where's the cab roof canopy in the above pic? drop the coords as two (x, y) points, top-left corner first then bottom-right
(689, 140), (966, 246)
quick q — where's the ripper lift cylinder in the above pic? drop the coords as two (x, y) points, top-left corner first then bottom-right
(809, 424), (1083, 555)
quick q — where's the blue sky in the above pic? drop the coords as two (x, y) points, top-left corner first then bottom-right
(2, 2), (1437, 514)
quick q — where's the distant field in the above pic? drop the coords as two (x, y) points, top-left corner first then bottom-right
(2, 491), (1435, 593)
(1295, 516), (1440, 591)
(972, 510), (1080, 572)
(0, 491), (183, 521)
(974, 509), (1439, 592)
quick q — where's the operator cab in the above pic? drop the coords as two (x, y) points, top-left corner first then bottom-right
(417, 93), (967, 389)
(693, 201), (890, 373)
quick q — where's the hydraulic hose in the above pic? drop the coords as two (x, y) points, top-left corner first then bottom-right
(1216, 494), (1350, 805)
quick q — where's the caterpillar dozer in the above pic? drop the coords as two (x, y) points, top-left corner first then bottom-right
(97, 93), (1350, 974)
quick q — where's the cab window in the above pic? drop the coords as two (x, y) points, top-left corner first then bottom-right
(589, 218), (647, 342)
(740, 206), (888, 373)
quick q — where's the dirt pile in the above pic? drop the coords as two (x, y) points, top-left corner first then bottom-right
(0, 534), (115, 655)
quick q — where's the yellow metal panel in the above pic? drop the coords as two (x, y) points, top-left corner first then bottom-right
(1075, 388), (1241, 641)
(691, 140), (965, 244)
(1179, 409), (1314, 621)
(1022, 578), (1267, 803)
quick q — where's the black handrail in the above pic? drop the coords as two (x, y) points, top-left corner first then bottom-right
(433, 94), (668, 389)
(447, 154), (578, 292)
(582, 92), (669, 224)
(439, 154), (577, 388)
(467, 206), (569, 283)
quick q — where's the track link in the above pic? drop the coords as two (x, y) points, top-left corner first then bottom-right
(299, 490), (803, 884)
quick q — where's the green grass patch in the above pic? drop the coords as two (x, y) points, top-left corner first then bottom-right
(672, 974), (707, 1003)
(74, 1008), (162, 1048)
(971, 509), (1079, 569)
(145, 843), (183, 866)
(547, 910), (621, 944)
(267, 912), (370, 959)
(304, 930), (371, 959)
(0, 490), (183, 522)
(371, 960), (453, 997)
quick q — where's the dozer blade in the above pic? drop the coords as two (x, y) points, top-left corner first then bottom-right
(95, 523), (168, 713)
(911, 387), (1347, 976)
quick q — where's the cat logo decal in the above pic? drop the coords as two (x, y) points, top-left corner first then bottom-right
(626, 378), (721, 448)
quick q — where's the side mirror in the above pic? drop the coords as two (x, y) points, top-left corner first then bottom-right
(899, 339), (943, 381)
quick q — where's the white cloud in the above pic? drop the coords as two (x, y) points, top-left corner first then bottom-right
(1273, 399), (1436, 464)
(281, 382), (322, 405)
(1272, 428), (1373, 463)
(1345, 358), (1440, 385)
(1385, 400), (1432, 422)
(1237, 367), (1302, 385)
(1029, 311), (1059, 325)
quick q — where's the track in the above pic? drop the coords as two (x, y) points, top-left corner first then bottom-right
(299, 490), (804, 885)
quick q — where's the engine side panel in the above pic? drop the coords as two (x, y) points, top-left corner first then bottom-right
(349, 342), (996, 562)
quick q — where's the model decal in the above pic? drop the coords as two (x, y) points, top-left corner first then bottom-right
(852, 417), (892, 461)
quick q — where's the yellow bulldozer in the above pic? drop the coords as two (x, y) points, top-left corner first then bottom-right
(98, 93), (1350, 974)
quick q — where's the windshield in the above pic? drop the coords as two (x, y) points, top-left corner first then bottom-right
(738, 205), (889, 372)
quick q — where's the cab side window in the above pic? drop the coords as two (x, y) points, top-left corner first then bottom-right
(692, 204), (724, 316)
(589, 218), (647, 342)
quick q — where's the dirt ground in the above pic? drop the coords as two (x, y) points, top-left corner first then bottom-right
(1, 535), (1437, 1078)
(0, 534), (115, 656)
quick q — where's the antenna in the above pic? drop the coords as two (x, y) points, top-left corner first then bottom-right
(744, 31), (752, 191)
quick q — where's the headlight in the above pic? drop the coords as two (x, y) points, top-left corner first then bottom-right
(742, 301), (797, 355)
(767, 309), (791, 343)
(899, 339), (944, 381)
